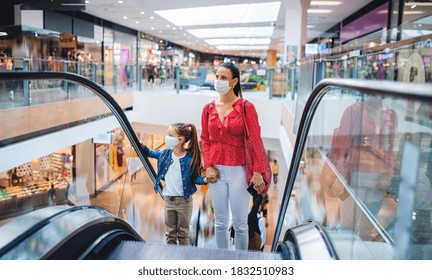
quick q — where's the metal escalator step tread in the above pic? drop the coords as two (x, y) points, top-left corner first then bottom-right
(107, 241), (283, 260)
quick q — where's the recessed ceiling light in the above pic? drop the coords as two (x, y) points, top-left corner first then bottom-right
(123, 16), (127, 19)
(216, 45), (269, 51)
(136, 21), (139, 24)
(150, 16), (154, 19)
(140, 11), (145, 14)
(118, 0), (123, 3)
(405, 2), (432, 7)
(404, 11), (425, 15)
(187, 26), (274, 39)
(155, 2), (280, 26)
(307, 9), (332, 13)
(310, 1), (341, 5)
(151, 27), (155, 30)
(205, 38), (271, 46)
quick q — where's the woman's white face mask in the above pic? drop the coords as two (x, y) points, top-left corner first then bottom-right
(165, 135), (180, 148)
(214, 80), (231, 95)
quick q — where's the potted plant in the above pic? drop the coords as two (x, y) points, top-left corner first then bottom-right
(251, 74), (266, 90)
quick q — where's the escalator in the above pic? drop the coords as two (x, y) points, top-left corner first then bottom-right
(1, 72), (431, 260)
(0, 72), (291, 260)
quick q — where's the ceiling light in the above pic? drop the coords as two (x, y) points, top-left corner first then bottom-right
(154, 2), (281, 26)
(216, 45), (269, 51)
(150, 16), (154, 19)
(123, 16), (127, 19)
(205, 38), (271, 45)
(85, 0), (90, 3)
(405, 2), (432, 7)
(136, 21), (139, 24)
(118, 0), (123, 3)
(308, 9), (332, 13)
(140, 11), (145, 14)
(151, 27), (154, 30)
(187, 26), (274, 39)
(404, 11), (425, 15)
(310, 1), (341, 5)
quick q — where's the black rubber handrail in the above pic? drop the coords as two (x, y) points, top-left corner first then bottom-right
(0, 71), (162, 196)
(271, 78), (432, 251)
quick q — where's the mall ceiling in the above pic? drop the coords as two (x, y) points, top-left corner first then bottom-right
(82, 0), (375, 57)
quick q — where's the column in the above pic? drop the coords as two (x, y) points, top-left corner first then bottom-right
(266, 50), (277, 67)
(283, 0), (310, 64)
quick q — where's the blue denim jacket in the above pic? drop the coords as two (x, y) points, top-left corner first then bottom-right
(143, 146), (206, 198)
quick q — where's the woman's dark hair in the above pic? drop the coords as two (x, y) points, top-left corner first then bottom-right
(219, 62), (242, 97)
(172, 122), (202, 177)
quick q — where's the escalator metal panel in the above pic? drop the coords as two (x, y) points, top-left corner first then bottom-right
(106, 241), (283, 260)
(283, 220), (337, 260)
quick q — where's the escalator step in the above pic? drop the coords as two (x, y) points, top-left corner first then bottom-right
(106, 241), (282, 260)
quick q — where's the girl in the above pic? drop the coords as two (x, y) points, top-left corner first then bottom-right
(143, 122), (208, 245)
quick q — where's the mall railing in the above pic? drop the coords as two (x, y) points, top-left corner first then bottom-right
(0, 56), (289, 109)
(273, 77), (432, 259)
(289, 24), (432, 134)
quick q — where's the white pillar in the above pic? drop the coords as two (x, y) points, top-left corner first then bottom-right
(283, 0), (310, 64)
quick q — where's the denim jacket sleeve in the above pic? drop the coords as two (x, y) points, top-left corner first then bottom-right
(193, 175), (206, 185)
(143, 145), (162, 159)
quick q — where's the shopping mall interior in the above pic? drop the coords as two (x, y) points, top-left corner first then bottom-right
(0, 0), (432, 260)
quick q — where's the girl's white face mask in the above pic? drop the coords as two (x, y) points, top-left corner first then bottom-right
(165, 135), (180, 148)
(214, 80), (231, 95)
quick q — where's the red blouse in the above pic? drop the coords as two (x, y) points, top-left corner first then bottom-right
(200, 98), (267, 173)
(330, 102), (397, 178)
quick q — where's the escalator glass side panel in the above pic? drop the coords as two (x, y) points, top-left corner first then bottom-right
(0, 205), (70, 249)
(0, 206), (116, 259)
(282, 85), (432, 260)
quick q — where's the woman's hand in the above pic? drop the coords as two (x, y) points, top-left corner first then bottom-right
(205, 167), (220, 183)
(250, 172), (265, 193)
(328, 179), (345, 197)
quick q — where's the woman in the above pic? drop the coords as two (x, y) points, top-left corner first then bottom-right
(200, 62), (267, 250)
(321, 95), (397, 240)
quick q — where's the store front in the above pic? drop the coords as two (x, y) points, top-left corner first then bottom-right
(0, 147), (73, 218)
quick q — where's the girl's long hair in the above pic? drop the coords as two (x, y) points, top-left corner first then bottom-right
(172, 122), (202, 177)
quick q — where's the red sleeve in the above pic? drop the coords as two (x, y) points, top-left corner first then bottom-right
(244, 100), (266, 173)
(329, 104), (358, 178)
(200, 102), (212, 169)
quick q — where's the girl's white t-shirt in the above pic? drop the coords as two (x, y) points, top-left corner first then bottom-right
(163, 152), (185, 197)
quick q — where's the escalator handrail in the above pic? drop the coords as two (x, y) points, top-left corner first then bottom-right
(0, 71), (163, 197)
(271, 78), (432, 251)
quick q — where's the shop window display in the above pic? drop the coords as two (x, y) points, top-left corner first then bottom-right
(0, 148), (73, 218)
